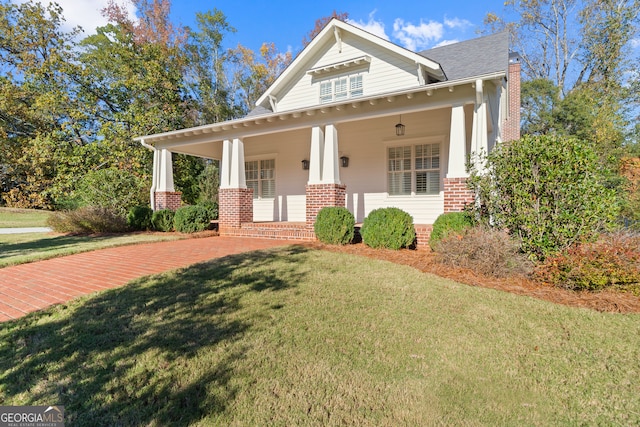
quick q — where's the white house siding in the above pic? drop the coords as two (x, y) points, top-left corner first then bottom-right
(276, 32), (423, 112)
(326, 107), (453, 223)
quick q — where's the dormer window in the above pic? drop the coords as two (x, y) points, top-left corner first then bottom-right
(319, 74), (364, 104)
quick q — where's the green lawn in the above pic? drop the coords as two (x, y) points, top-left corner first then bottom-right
(0, 232), (183, 267)
(1, 247), (638, 425)
(0, 207), (51, 228)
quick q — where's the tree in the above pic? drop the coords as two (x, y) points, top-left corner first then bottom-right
(184, 9), (241, 124)
(230, 42), (292, 114)
(302, 11), (349, 47)
(0, 0), (84, 208)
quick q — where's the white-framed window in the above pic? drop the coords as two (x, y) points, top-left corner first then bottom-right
(245, 159), (275, 199)
(387, 143), (440, 195)
(319, 74), (364, 104)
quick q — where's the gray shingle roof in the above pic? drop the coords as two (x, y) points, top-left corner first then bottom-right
(419, 31), (509, 81)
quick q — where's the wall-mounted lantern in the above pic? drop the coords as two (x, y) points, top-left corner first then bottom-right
(340, 156), (349, 167)
(395, 115), (406, 136)
(301, 159), (310, 170)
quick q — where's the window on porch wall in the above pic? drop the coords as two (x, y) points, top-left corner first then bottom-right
(387, 143), (440, 195)
(245, 159), (275, 199)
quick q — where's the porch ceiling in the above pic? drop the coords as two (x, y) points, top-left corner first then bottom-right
(135, 71), (506, 155)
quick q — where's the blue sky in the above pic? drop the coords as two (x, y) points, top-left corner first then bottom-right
(15, 0), (508, 53)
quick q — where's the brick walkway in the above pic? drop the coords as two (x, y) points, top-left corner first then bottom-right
(0, 236), (297, 322)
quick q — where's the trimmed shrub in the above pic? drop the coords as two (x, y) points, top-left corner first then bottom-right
(435, 227), (533, 278)
(198, 200), (219, 221)
(360, 207), (415, 250)
(47, 206), (128, 234)
(314, 207), (355, 245)
(430, 212), (474, 250)
(173, 205), (211, 233)
(536, 232), (640, 291)
(151, 209), (175, 232)
(127, 205), (153, 231)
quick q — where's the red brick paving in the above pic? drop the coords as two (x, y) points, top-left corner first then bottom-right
(0, 236), (296, 322)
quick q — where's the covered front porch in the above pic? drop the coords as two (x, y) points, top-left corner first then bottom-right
(138, 77), (502, 247)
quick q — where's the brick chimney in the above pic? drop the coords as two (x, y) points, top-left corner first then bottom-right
(503, 53), (521, 142)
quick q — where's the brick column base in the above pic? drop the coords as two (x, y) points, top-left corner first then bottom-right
(219, 188), (253, 229)
(154, 191), (182, 211)
(443, 177), (475, 213)
(306, 183), (347, 227)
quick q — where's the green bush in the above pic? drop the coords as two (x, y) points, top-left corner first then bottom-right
(127, 205), (153, 231)
(47, 206), (128, 234)
(536, 232), (640, 291)
(360, 207), (415, 250)
(151, 209), (175, 232)
(173, 205), (211, 233)
(435, 227), (533, 278)
(430, 212), (474, 250)
(198, 200), (219, 221)
(468, 135), (620, 260)
(314, 207), (355, 245)
(74, 168), (148, 217)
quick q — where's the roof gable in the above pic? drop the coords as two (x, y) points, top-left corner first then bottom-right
(254, 19), (445, 112)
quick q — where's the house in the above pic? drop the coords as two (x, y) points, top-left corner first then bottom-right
(135, 19), (520, 246)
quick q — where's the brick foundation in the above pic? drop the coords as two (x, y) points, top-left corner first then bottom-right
(306, 183), (347, 227)
(444, 177), (475, 213)
(219, 188), (253, 231)
(154, 191), (182, 211)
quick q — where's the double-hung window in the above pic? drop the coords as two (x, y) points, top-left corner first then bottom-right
(388, 143), (440, 195)
(319, 74), (364, 104)
(245, 159), (275, 199)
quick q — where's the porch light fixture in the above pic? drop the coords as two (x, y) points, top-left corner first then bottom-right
(395, 115), (405, 136)
(340, 156), (349, 167)
(302, 159), (310, 170)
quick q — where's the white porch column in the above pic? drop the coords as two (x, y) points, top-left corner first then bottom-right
(229, 138), (246, 189)
(447, 103), (468, 178)
(220, 139), (232, 189)
(308, 126), (324, 184)
(149, 148), (160, 210)
(471, 79), (488, 172)
(322, 124), (341, 184)
(157, 148), (175, 192)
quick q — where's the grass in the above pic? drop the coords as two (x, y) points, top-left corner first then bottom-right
(0, 207), (51, 228)
(1, 247), (638, 425)
(0, 232), (183, 267)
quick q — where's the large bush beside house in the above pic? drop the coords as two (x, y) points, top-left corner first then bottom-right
(314, 207), (355, 245)
(173, 205), (212, 233)
(360, 207), (415, 250)
(74, 168), (148, 218)
(429, 212), (474, 250)
(151, 209), (175, 232)
(468, 134), (619, 260)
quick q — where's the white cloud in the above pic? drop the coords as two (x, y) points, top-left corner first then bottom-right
(11, 0), (136, 36)
(631, 38), (640, 49)
(347, 10), (389, 41)
(444, 16), (472, 30)
(392, 18), (443, 51)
